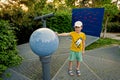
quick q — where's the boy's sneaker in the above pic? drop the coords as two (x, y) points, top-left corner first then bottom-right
(76, 70), (81, 76)
(68, 70), (74, 76)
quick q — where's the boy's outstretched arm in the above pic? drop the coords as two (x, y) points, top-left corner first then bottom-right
(57, 32), (70, 36)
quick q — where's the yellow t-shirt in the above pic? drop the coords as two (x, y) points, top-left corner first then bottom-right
(70, 31), (86, 52)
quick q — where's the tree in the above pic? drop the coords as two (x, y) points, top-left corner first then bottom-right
(92, 0), (111, 7)
(65, 0), (76, 7)
(102, 4), (119, 38)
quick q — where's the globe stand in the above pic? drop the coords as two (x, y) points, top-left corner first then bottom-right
(31, 13), (58, 80)
(40, 56), (51, 80)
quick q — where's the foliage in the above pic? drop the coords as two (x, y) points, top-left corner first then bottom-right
(65, 0), (76, 7)
(86, 38), (120, 50)
(102, 4), (119, 20)
(47, 11), (73, 33)
(0, 65), (7, 76)
(107, 22), (120, 32)
(94, 0), (111, 5)
(0, 20), (22, 76)
(0, 0), (46, 44)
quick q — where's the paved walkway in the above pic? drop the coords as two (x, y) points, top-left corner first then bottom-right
(2, 34), (120, 80)
(52, 33), (120, 80)
(2, 35), (99, 80)
(52, 46), (120, 80)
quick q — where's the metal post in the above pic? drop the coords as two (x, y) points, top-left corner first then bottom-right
(40, 56), (51, 80)
(42, 19), (46, 28)
(33, 12), (55, 80)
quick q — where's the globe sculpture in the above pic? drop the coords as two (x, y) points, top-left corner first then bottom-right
(29, 28), (59, 57)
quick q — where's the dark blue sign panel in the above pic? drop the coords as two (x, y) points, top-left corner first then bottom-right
(72, 8), (104, 37)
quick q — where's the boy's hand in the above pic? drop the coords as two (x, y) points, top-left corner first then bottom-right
(55, 32), (58, 35)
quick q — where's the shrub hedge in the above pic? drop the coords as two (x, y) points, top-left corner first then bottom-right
(47, 11), (73, 33)
(0, 20), (22, 77)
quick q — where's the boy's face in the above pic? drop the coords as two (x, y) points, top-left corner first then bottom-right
(74, 26), (82, 33)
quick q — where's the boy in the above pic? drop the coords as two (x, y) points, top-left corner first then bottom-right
(57, 21), (86, 76)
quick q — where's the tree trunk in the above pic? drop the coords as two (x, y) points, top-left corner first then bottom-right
(116, 0), (119, 5)
(103, 16), (109, 38)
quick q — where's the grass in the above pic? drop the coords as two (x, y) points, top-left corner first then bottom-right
(86, 38), (120, 50)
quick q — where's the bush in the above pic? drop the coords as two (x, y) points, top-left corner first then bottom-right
(0, 20), (22, 76)
(47, 11), (73, 33)
(107, 22), (120, 32)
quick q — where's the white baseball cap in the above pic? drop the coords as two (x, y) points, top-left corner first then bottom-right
(74, 21), (83, 27)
